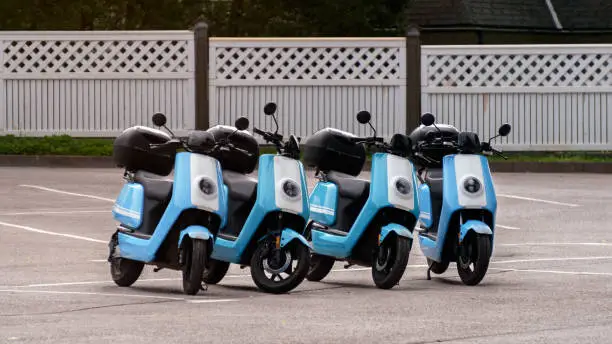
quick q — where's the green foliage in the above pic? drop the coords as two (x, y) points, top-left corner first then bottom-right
(0, 135), (113, 156)
(0, 0), (410, 36)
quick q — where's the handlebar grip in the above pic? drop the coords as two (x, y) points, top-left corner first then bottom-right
(253, 127), (265, 136)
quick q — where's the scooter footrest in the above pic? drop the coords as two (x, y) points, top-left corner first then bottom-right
(117, 226), (152, 240)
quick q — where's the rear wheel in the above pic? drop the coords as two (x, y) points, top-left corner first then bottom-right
(372, 236), (411, 289)
(427, 258), (450, 275)
(182, 239), (207, 295)
(456, 234), (492, 286)
(202, 259), (231, 285)
(250, 239), (310, 294)
(306, 254), (336, 282)
(110, 258), (144, 287)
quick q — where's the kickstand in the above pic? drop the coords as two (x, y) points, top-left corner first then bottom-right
(426, 267), (432, 281)
(200, 282), (208, 291)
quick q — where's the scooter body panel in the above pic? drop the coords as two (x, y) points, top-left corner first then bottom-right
(417, 154), (497, 262)
(310, 153), (419, 259)
(112, 183), (144, 229)
(309, 182), (338, 226)
(115, 152), (224, 263)
(210, 154), (310, 264)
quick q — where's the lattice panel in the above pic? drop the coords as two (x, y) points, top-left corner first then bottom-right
(426, 53), (612, 87)
(214, 47), (401, 80)
(2, 40), (190, 73)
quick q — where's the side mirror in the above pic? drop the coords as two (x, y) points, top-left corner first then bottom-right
(235, 117), (249, 131)
(356, 111), (371, 124)
(152, 113), (167, 127)
(263, 102), (277, 116)
(498, 123), (511, 137)
(421, 112), (435, 126)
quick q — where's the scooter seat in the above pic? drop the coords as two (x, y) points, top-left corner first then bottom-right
(134, 171), (173, 202)
(327, 171), (370, 200)
(223, 170), (257, 202)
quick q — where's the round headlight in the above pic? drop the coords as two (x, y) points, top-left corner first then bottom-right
(394, 177), (412, 197)
(198, 177), (217, 196)
(463, 176), (482, 194)
(281, 179), (301, 199)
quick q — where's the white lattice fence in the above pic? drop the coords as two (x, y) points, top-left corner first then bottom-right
(422, 45), (612, 150)
(0, 31), (195, 136)
(209, 38), (406, 141)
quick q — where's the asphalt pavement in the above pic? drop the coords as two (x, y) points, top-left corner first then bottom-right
(1, 167), (611, 344)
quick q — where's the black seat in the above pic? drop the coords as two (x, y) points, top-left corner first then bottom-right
(424, 168), (443, 233)
(134, 171), (173, 202)
(222, 170), (257, 202)
(327, 171), (370, 200)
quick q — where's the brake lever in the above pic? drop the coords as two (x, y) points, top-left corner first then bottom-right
(492, 148), (508, 160)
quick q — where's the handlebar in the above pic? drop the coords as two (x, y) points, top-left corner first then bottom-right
(349, 136), (384, 144)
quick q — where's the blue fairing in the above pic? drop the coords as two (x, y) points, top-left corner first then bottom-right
(117, 152), (226, 262)
(311, 153), (420, 258)
(379, 223), (413, 243)
(459, 220), (492, 243)
(418, 154), (497, 262)
(113, 183), (144, 229)
(309, 182), (338, 226)
(178, 225), (212, 247)
(280, 228), (310, 248)
(211, 154), (310, 263)
(417, 184), (433, 228)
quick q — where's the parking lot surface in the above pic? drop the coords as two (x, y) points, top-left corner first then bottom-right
(1, 167), (611, 343)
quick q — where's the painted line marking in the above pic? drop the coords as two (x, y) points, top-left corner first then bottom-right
(492, 256), (612, 264)
(0, 289), (239, 303)
(186, 299), (239, 304)
(0, 210), (108, 216)
(499, 242), (612, 247)
(0, 220), (106, 244)
(19, 185), (115, 203)
(490, 267), (612, 277)
(498, 193), (580, 207)
(496, 224), (520, 230)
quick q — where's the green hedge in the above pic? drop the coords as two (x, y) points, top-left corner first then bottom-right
(1, 135), (612, 162)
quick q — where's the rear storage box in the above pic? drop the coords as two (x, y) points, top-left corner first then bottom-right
(302, 128), (366, 176)
(113, 126), (175, 176)
(206, 125), (260, 174)
(408, 124), (460, 167)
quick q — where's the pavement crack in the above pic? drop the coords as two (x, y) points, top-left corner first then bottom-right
(0, 299), (179, 317)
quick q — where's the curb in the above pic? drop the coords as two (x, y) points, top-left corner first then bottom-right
(1, 155), (612, 173)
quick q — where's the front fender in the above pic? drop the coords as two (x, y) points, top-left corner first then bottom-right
(379, 223), (414, 244)
(459, 220), (492, 243)
(280, 228), (311, 248)
(178, 225), (212, 247)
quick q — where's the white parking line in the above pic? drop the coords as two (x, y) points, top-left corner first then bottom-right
(490, 268), (612, 277)
(492, 256), (612, 264)
(497, 194), (580, 207)
(499, 242), (612, 247)
(186, 299), (239, 304)
(0, 210), (108, 216)
(496, 224), (520, 230)
(0, 220), (106, 244)
(19, 185), (115, 203)
(0, 289), (239, 303)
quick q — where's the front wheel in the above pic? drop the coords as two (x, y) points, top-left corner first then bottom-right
(456, 234), (492, 286)
(110, 258), (144, 287)
(250, 239), (310, 294)
(182, 239), (208, 295)
(372, 236), (411, 289)
(202, 259), (231, 285)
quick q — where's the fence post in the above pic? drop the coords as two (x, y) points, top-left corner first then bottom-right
(194, 21), (210, 130)
(405, 26), (421, 133)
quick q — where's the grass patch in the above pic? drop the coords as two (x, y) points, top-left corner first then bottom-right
(1, 135), (612, 163)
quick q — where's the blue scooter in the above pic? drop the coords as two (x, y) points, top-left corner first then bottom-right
(201, 102), (312, 294)
(303, 110), (419, 289)
(108, 113), (247, 295)
(410, 112), (511, 285)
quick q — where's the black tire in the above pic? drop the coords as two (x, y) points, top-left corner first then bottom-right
(372, 236), (411, 289)
(250, 240), (310, 294)
(456, 234), (492, 286)
(427, 258), (450, 275)
(306, 254), (336, 282)
(202, 259), (231, 285)
(182, 239), (207, 295)
(110, 258), (144, 287)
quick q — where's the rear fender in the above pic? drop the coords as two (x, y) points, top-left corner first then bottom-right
(178, 225), (212, 247)
(379, 223), (413, 244)
(459, 220), (492, 243)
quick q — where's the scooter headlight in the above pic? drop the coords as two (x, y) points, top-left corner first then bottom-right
(462, 176), (483, 196)
(280, 178), (301, 200)
(198, 177), (217, 197)
(393, 177), (412, 198)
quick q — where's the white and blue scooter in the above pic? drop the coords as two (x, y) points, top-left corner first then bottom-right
(411, 112), (511, 285)
(108, 113), (248, 295)
(303, 111), (419, 289)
